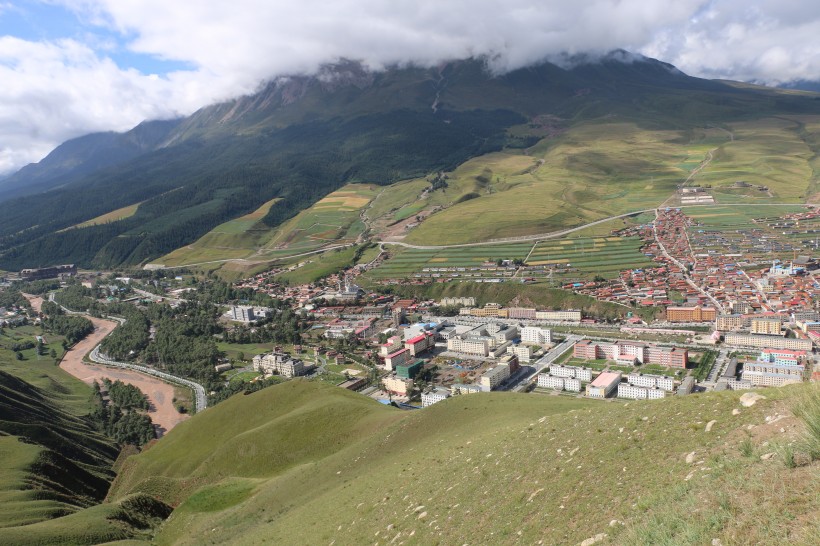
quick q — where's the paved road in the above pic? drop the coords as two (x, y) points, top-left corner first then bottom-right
(90, 346), (208, 413)
(510, 335), (581, 392)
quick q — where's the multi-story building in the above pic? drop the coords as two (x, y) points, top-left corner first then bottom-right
(751, 318), (782, 336)
(627, 373), (675, 392)
(507, 307), (537, 320)
(447, 336), (490, 356)
(382, 375), (413, 395)
(379, 335), (403, 357)
(742, 362), (804, 386)
(758, 348), (807, 366)
(617, 383), (667, 400)
(421, 388), (451, 407)
(396, 359), (424, 379)
(451, 383), (482, 395)
(537, 374), (581, 392)
(440, 297), (476, 307)
(520, 326), (552, 346)
(479, 364), (511, 391)
(507, 344), (533, 363)
(404, 332), (435, 356)
(715, 314), (749, 331)
(252, 352), (306, 378)
(792, 310), (820, 323)
(534, 310), (582, 322)
(384, 348), (410, 371)
(724, 333), (813, 351)
(573, 340), (688, 368)
(230, 306), (256, 322)
(586, 372), (621, 398)
(548, 365), (593, 382)
(666, 305), (717, 322)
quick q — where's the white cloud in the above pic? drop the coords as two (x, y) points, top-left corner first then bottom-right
(2, 0), (820, 174)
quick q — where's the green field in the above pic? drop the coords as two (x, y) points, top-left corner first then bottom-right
(100, 380), (820, 545)
(527, 235), (653, 276)
(368, 243), (532, 279)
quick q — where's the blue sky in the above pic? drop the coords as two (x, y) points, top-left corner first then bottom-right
(0, 1), (190, 74)
(0, 0), (819, 175)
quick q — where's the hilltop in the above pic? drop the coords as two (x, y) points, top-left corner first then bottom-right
(0, 53), (818, 270)
(1, 378), (807, 545)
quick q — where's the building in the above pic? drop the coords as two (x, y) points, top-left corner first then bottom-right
(627, 373), (674, 391)
(715, 314), (749, 331)
(534, 310), (582, 322)
(586, 372), (621, 398)
(421, 388), (451, 407)
(384, 348), (410, 371)
(573, 340), (688, 368)
(520, 326), (552, 346)
(507, 307), (537, 320)
(396, 359), (424, 379)
(507, 344), (533, 363)
(337, 377), (368, 391)
(451, 383), (482, 395)
(537, 374), (581, 392)
(751, 317), (782, 336)
(405, 332), (435, 356)
(617, 383), (667, 400)
(666, 306), (717, 322)
(758, 348), (806, 366)
(382, 375), (413, 395)
(440, 297), (476, 307)
(379, 336), (403, 357)
(677, 376), (696, 396)
(724, 333), (812, 351)
(229, 305), (271, 322)
(548, 365), (592, 382)
(20, 264), (76, 280)
(742, 362), (804, 387)
(252, 352), (306, 378)
(480, 364), (511, 391)
(447, 336), (490, 357)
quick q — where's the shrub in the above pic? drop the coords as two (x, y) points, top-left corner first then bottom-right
(793, 384), (820, 461)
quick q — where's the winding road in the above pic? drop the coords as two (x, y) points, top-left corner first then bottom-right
(26, 294), (206, 436)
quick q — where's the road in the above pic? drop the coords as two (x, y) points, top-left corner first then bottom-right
(28, 293), (207, 434)
(509, 335), (581, 392)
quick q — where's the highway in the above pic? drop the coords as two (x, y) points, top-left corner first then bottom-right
(49, 291), (208, 413)
(90, 345), (208, 413)
(509, 334), (581, 392)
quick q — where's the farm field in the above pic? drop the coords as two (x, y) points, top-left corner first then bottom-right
(368, 243), (532, 279)
(157, 197), (283, 266)
(401, 122), (718, 245)
(67, 201), (142, 230)
(683, 205), (808, 228)
(526, 236), (653, 276)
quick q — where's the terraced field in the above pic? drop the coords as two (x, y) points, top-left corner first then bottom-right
(526, 236), (653, 276)
(369, 243), (533, 279)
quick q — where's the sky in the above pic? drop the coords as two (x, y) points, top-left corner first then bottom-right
(1, 0), (819, 174)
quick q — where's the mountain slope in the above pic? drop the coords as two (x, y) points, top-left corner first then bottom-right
(98, 380), (820, 545)
(0, 119), (181, 202)
(1, 54), (819, 270)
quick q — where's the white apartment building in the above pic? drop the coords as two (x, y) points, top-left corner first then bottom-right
(537, 374), (581, 392)
(252, 353), (305, 378)
(724, 333), (812, 351)
(507, 344), (533, 363)
(548, 365), (593, 382)
(617, 383), (667, 400)
(520, 326), (552, 346)
(421, 388), (451, 407)
(627, 373), (675, 392)
(447, 336), (491, 356)
(535, 310), (582, 322)
(480, 364), (510, 391)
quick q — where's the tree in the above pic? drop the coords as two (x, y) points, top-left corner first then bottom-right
(50, 348), (57, 359)
(237, 351), (245, 362)
(14, 351), (22, 361)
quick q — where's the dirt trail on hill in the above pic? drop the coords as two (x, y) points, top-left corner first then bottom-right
(24, 294), (188, 436)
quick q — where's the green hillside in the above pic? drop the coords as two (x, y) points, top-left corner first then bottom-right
(1, 55), (819, 269)
(97, 380), (820, 545)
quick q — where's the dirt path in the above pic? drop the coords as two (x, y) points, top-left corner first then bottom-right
(25, 294), (189, 436)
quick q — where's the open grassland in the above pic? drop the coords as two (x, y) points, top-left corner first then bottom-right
(696, 118), (818, 203)
(401, 122), (715, 245)
(68, 202), (142, 230)
(103, 380), (819, 546)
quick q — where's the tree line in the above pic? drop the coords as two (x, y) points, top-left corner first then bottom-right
(90, 379), (155, 446)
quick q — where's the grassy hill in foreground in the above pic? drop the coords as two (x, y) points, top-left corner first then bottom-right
(100, 380), (819, 545)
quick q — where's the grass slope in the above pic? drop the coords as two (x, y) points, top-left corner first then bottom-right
(70, 202), (142, 230)
(106, 380), (818, 545)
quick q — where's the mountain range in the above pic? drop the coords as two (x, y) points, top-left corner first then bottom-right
(0, 51), (818, 271)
